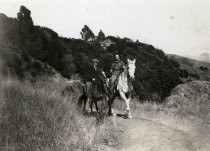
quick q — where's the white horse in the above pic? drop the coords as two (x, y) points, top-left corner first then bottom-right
(108, 58), (136, 118)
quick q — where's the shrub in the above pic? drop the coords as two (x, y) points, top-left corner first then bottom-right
(164, 81), (210, 122)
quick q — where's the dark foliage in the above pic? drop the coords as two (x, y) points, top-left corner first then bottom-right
(0, 6), (183, 101)
(199, 66), (208, 71)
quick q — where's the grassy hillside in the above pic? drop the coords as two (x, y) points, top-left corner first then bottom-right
(0, 6), (183, 101)
(164, 81), (210, 122)
(0, 75), (121, 151)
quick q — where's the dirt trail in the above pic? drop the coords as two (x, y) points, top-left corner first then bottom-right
(109, 114), (210, 151)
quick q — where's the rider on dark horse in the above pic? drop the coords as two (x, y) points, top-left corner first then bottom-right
(86, 59), (108, 95)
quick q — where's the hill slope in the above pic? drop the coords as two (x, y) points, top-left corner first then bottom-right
(187, 53), (210, 64)
(0, 6), (183, 100)
(167, 54), (210, 69)
(167, 54), (210, 81)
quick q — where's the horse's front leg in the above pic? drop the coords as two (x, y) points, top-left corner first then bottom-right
(83, 96), (88, 112)
(108, 94), (116, 116)
(94, 101), (99, 113)
(89, 99), (93, 114)
(119, 91), (132, 119)
(126, 98), (132, 119)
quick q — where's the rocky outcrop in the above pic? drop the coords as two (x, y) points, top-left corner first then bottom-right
(17, 5), (33, 33)
(80, 25), (95, 41)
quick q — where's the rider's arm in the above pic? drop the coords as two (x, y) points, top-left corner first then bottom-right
(120, 61), (126, 72)
(86, 66), (96, 82)
(110, 63), (115, 73)
(98, 68), (106, 82)
(102, 71), (106, 78)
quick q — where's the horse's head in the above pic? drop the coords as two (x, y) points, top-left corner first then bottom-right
(127, 58), (136, 79)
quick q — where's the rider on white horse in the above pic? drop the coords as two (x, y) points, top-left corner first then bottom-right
(109, 54), (126, 94)
(108, 57), (136, 119)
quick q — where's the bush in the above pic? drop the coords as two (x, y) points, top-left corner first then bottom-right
(164, 81), (210, 122)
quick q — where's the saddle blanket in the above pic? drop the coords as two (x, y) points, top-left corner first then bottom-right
(117, 72), (128, 93)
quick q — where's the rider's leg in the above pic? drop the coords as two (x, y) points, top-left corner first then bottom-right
(110, 73), (118, 87)
(109, 73), (118, 95)
(103, 83), (108, 95)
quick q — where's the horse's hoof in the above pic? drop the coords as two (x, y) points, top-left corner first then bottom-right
(126, 110), (132, 119)
(108, 112), (116, 117)
(128, 115), (133, 119)
(83, 110), (88, 114)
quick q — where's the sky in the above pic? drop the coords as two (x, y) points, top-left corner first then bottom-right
(0, 0), (210, 56)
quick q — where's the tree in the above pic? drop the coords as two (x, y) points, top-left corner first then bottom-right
(80, 25), (95, 41)
(97, 30), (105, 42)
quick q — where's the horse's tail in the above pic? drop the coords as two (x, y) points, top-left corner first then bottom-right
(78, 83), (87, 106)
(78, 92), (87, 106)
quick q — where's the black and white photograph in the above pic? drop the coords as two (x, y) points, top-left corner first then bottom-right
(0, 0), (210, 150)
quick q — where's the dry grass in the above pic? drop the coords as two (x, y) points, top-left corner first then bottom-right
(112, 98), (166, 120)
(112, 80), (210, 123)
(164, 81), (210, 123)
(1, 71), (209, 151)
(0, 76), (121, 151)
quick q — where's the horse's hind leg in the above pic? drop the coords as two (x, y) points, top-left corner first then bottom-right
(84, 96), (90, 112)
(101, 96), (108, 114)
(83, 94), (87, 111)
(89, 100), (93, 113)
(119, 91), (132, 118)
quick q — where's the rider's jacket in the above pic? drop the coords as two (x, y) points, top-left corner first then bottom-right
(111, 60), (125, 74)
(86, 65), (106, 83)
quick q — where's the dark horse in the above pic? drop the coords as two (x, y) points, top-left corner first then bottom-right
(79, 80), (108, 114)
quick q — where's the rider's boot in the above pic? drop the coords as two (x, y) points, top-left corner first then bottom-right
(109, 84), (114, 98)
(103, 84), (108, 95)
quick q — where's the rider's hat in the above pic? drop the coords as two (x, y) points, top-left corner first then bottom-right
(92, 59), (99, 63)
